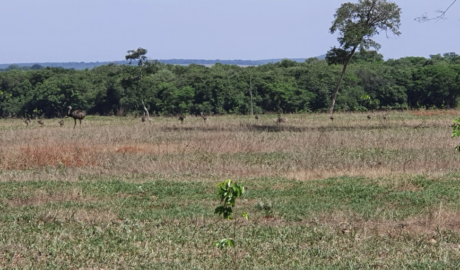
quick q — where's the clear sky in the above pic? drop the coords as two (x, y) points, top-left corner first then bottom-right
(1, 0), (458, 63)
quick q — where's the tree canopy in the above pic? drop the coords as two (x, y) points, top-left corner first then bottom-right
(326, 0), (401, 114)
(0, 52), (459, 118)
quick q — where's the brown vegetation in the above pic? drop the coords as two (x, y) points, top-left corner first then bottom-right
(3, 111), (460, 269)
(411, 110), (460, 116)
(116, 146), (144, 153)
(0, 112), (459, 182)
(4, 188), (97, 207)
(311, 208), (460, 239)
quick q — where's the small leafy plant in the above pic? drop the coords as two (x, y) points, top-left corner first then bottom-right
(452, 118), (460, 152)
(214, 179), (248, 250)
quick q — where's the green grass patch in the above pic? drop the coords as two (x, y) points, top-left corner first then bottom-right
(2, 175), (460, 268)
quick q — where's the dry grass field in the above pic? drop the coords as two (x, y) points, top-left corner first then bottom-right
(1, 111), (460, 269)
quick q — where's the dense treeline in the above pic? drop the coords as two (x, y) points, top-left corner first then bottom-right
(0, 58), (320, 71)
(0, 52), (459, 118)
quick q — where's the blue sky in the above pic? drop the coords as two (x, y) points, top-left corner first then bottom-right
(1, 0), (458, 63)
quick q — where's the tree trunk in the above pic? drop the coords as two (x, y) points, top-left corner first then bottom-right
(327, 63), (348, 114)
(249, 72), (253, 116)
(328, 46), (358, 114)
(141, 100), (151, 123)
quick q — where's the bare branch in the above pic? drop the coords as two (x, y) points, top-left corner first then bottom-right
(415, 0), (457, 22)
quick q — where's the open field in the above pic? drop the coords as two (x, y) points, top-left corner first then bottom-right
(1, 111), (460, 268)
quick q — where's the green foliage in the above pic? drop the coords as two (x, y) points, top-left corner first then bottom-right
(214, 239), (234, 249)
(409, 64), (460, 109)
(329, 0), (401, 51)
(452, 118), (460, 152)
(213, 179), (248, 254)
(1, 49), (460, 117)
(4, 175), (460, 268)
(326, 47), (350, 65)
(125, 48), (148, 66)
(326, 0), (402, 113)
(214, 179), (245, 220)
(351, 49), (384, 64)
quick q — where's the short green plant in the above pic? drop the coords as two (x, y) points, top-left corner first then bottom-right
(452, 118), (460, 152)
(213, 179), (248, 250)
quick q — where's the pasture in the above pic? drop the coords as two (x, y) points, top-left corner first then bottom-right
(1, 111), (460, 269)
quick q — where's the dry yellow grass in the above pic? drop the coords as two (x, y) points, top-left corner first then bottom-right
(1, 111), (459, 182)
(3, 110), (460, 269)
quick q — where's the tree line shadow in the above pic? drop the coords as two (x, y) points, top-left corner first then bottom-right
(159, 123), (450, 133)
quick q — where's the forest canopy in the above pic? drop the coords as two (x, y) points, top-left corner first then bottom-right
(0, 52), (459, 118)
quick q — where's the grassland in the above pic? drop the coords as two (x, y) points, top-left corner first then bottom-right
(1, 111), (460, 269)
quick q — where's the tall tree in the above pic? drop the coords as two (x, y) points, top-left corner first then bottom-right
(125, 47), (148, 81)
(326, 0), (401, 114)
(125, 47), (149, 111)
(247, 67), (254, 115)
